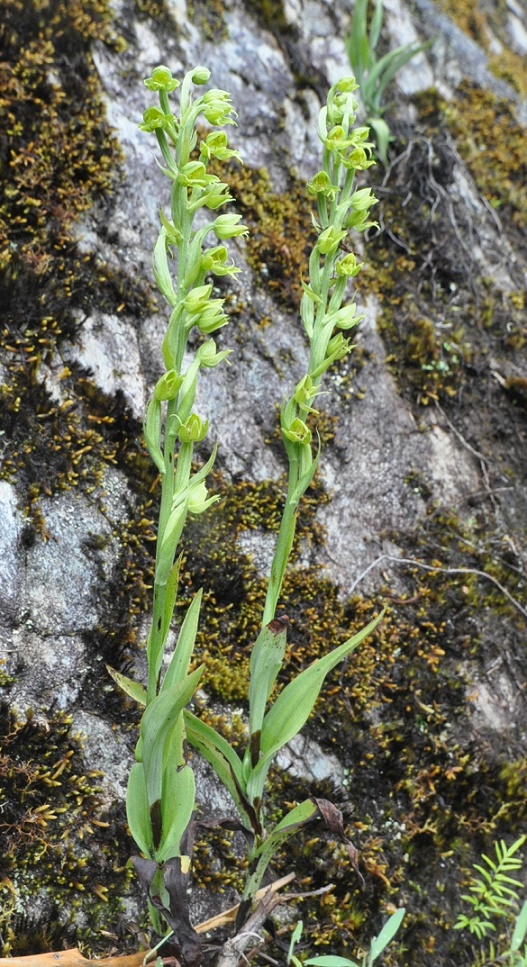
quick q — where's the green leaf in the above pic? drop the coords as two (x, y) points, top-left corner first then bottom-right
(162, 556), (182, 644)
(183, 709), (256, 832)
(144, 397), (165, 475)
(248, 618), (288, 747)
(367, 117), (391, 166)
(246, 612), (383, 804)
(289, 445), (321, 504)
(370, 908), (405, 960)
(141, 666), (204, 808)
(156, 500), (188, 587)
(126, 762), (154, 857)
(366, 39), (433, 113)
(305, 958), (357, 967)
(153, 227), (178, 307)
(512, 900), (527, 952)
(161, 589), (203, 693)
(107, 666), (147, 707)
(346, 0), (372, 82)
(288, 921), (304, 964)
(243, 800), (318, 900)
(155, 763), (195, 862)
(369, 0), (384, 51)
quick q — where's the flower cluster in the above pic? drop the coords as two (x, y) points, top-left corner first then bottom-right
(124, 69), (247, 927)
(262, 78), (378, 625)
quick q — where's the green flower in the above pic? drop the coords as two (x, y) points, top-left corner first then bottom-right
(281, 417), (312, 446)
(307, 170), (339, 199)
(178, 161), (218, 188)
(178, 413), (209, 443)
(317, 226), (347, 255)
(144, 66), (180, 93)
(183, 284), (213, 313)
(188, 480), (220, 514)
(139, 107), (175, 133)
(200, 131), (242, 163)
(197, 339), (232, 368)
(201, 245), (240, 277)
(153, 369), (183, 401)
(327, 303), (362, 331)
(349, 187), (378, 211)
(335, 253), (363, 278)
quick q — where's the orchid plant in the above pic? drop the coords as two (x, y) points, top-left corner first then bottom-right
(109, 64), (382, 966)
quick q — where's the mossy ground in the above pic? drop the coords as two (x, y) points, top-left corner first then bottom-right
(1, 1), (527, 964)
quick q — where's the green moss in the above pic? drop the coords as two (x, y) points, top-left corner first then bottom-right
(0, 707), (134, 956)
(445, 84), (527, 228)
(187, 0), (228, 41)
(241, 0), (291, 35)
(437, 0), (527, 98)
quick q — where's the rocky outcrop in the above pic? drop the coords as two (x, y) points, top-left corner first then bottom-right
(1, 0), (526, 961)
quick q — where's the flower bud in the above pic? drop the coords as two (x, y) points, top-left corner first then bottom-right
(191, 66), (211, 85)
(183, 284), (213, 313)
(212, 213), (248, 239)
(144, 397), (165, 474)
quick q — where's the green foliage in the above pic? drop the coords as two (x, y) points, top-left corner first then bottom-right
(455, 837), (527, 966)
(289, 908), (405, 967)
(345, 0), (432, 163)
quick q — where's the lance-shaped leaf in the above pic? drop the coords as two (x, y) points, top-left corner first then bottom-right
(156, 498), (188, 587)
(248, 616), (288, 759)
(243, 799), (318, 901)
(183, 709), (258, 834)
(141, 666), (204, 811)
(107, 666), (147, 707)
(144, 397), (165, 475)
(162, 556), (182, 645)
(161, 589), (203, 693)
(289, 444), (321, 504)
(511, 899), (527, 952)
(126, 762), (154, 857)
(370, 908), (406, 961)
(155, 763), (196, 862)
(246, 612), (383, 804)
(153, 227), (178, 307)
